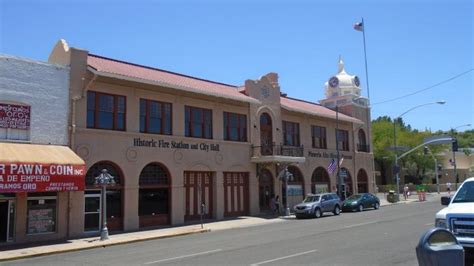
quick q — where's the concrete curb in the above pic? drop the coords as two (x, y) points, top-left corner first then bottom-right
(0, 228), (210, 262)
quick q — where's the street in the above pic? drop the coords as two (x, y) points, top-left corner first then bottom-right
(2, 200), (445, 266)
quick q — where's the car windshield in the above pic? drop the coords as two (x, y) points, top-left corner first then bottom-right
(347, 194), (362, 200)
(452, 181), (474, 203)
(303, 195), (320, 203)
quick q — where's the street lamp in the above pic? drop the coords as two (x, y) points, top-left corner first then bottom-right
(452, 124), (471, 131)
(393, 101), (446, 200)
(95, 169), (116, 241)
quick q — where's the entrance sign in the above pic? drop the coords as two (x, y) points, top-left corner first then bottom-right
(0, 103), (30, 129)
(0, 163), (85, 192)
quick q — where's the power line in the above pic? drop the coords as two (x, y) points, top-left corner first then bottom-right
(372, 69), (473, 105)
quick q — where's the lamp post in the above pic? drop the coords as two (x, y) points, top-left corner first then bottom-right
(424, 146), (439, 194)
(450, 124), (470, 190)
(95, 169), (116, 241)
(393, 101), (446, 200)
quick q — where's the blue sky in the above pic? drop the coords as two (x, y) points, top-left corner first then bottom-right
(1, 0), (472, 132)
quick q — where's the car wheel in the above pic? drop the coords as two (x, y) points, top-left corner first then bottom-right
(314, 208), (322, 218)
(295, 214), (301, 219)
(374, 202), (380, 210)
(333, 205), (341, 215)
(358, 204), (364, 212)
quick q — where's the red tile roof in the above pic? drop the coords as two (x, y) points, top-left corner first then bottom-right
(87, 54), (361, 124)
(280, 97), (362, 124)
(87, 54), (256, 103)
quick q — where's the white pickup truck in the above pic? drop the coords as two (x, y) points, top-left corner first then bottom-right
(435, 177), (474, 249)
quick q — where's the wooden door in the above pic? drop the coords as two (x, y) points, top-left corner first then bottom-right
(224, 172), (249, 217)
(184, 171), (213, 221)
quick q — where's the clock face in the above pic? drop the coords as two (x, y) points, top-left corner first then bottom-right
(329, 77), (339, 88)
(354, 76), (360, 87)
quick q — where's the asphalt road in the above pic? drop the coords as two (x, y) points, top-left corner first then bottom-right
(2, 201), (450, 266)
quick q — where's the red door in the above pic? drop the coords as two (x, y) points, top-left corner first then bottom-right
(224, 172), (249, 217)
(184, 171), (213, 221)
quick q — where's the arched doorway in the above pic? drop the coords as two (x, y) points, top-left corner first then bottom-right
(357, 169), (369, 193)
(283, 166), (305, 210)
(311, 167), (331, 194)
(85, 161), (123, 232)
(260, 113), (273, 155)
(258, 168), (274, 211)
(340, 167), (353, 199)
(139, 163), (171, 228)
(358, 129), (368, 152)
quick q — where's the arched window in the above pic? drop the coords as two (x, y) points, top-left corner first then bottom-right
(258, 168), (274, 210)
(311, 167), (331, 194)
(260, 113), (273, 155)
(358, 129), (368, 152)
(283, 166), (305, 208)
(139, 163), (171, 227)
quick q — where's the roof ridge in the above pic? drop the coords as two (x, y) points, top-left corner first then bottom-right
(88, 53), (239, 88)
(282, 95), (322, 107)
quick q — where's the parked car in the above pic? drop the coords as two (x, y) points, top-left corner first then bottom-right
(342, 193), (380, 212)
(294, 193), (342, 219)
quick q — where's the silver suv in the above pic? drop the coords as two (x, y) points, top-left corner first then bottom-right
(294, 193), (342, 219)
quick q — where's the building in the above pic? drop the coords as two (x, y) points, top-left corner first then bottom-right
(0, 54), (85, 245)
(47, 39), (374, 235)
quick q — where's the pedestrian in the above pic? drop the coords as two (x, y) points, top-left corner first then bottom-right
(446, 182), (452, 195)
(270, 194), (276, 212)
(403, 185), (409, 200)
(275, 195), (280, 214)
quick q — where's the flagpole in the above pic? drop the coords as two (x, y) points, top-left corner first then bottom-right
(361, 17), (370, 100)
(336, 105), (342, 199)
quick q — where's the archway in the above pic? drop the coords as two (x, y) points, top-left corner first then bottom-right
(340, 167), (353, 199)
(139, 163), (171, 228)
(258, 168), (274, 211)
(85, 161), (124, 232)
(357, 169), (369, 193)
(260, 113), (273, 155)
(283, 166), (305, 210)
(311, 167), (331, 194)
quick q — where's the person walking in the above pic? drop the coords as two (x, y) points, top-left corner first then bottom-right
(403, 185), (409, 200)
(274, 195), (281, 215)
(446, 182), (452, 195)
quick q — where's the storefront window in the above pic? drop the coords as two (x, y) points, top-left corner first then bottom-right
(27, 192), (57, 235)
(139, 189), (169, 216)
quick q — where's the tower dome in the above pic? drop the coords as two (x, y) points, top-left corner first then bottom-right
(324, 57), (361, 99)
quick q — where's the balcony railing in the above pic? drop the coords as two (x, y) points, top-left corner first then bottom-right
(357, 144), (370, 153)
(252, 144), (304, 157)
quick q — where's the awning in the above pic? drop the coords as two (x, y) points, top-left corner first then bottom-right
(0, 142), (86, 193)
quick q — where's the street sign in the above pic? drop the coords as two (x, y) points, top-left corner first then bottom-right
(423, 135), (454, 145)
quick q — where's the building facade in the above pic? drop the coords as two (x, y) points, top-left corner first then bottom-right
(48, 39), (374, 236)
(0, 54), (85, 246)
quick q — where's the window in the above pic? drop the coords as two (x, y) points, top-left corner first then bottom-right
(311, 125), (327, 149)
(140, 99), (172, 135)
(185, 106), (212, 139)
(27, 193), (57, 234)
(0, 103), (30, 141)
(224, 112), (247, 142)
(283, 121), (300, 146)
(336, 129), (349, 151)
(87, 91), (126, 131)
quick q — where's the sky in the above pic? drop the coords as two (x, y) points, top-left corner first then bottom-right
(1, 0), (473, 132)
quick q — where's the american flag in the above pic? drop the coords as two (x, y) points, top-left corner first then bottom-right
(353, 21), (364, 32)
(327, 159), (337, 174)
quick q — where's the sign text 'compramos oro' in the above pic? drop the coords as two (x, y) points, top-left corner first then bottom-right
(0, 163), (85, 192)
(133, 138), (220, 152)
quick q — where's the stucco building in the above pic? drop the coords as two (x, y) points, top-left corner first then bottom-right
(0, 54), (85, 246)
(47, 39), (374, 236)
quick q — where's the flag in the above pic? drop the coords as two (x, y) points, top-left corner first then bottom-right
(353, 21), (364, 32)
(327, 159), (337, 174)
(339, 157), (344, 167)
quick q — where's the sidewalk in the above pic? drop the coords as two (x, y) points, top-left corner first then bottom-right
(377, 191), (446, 206)
(0, 192), (444, 262)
